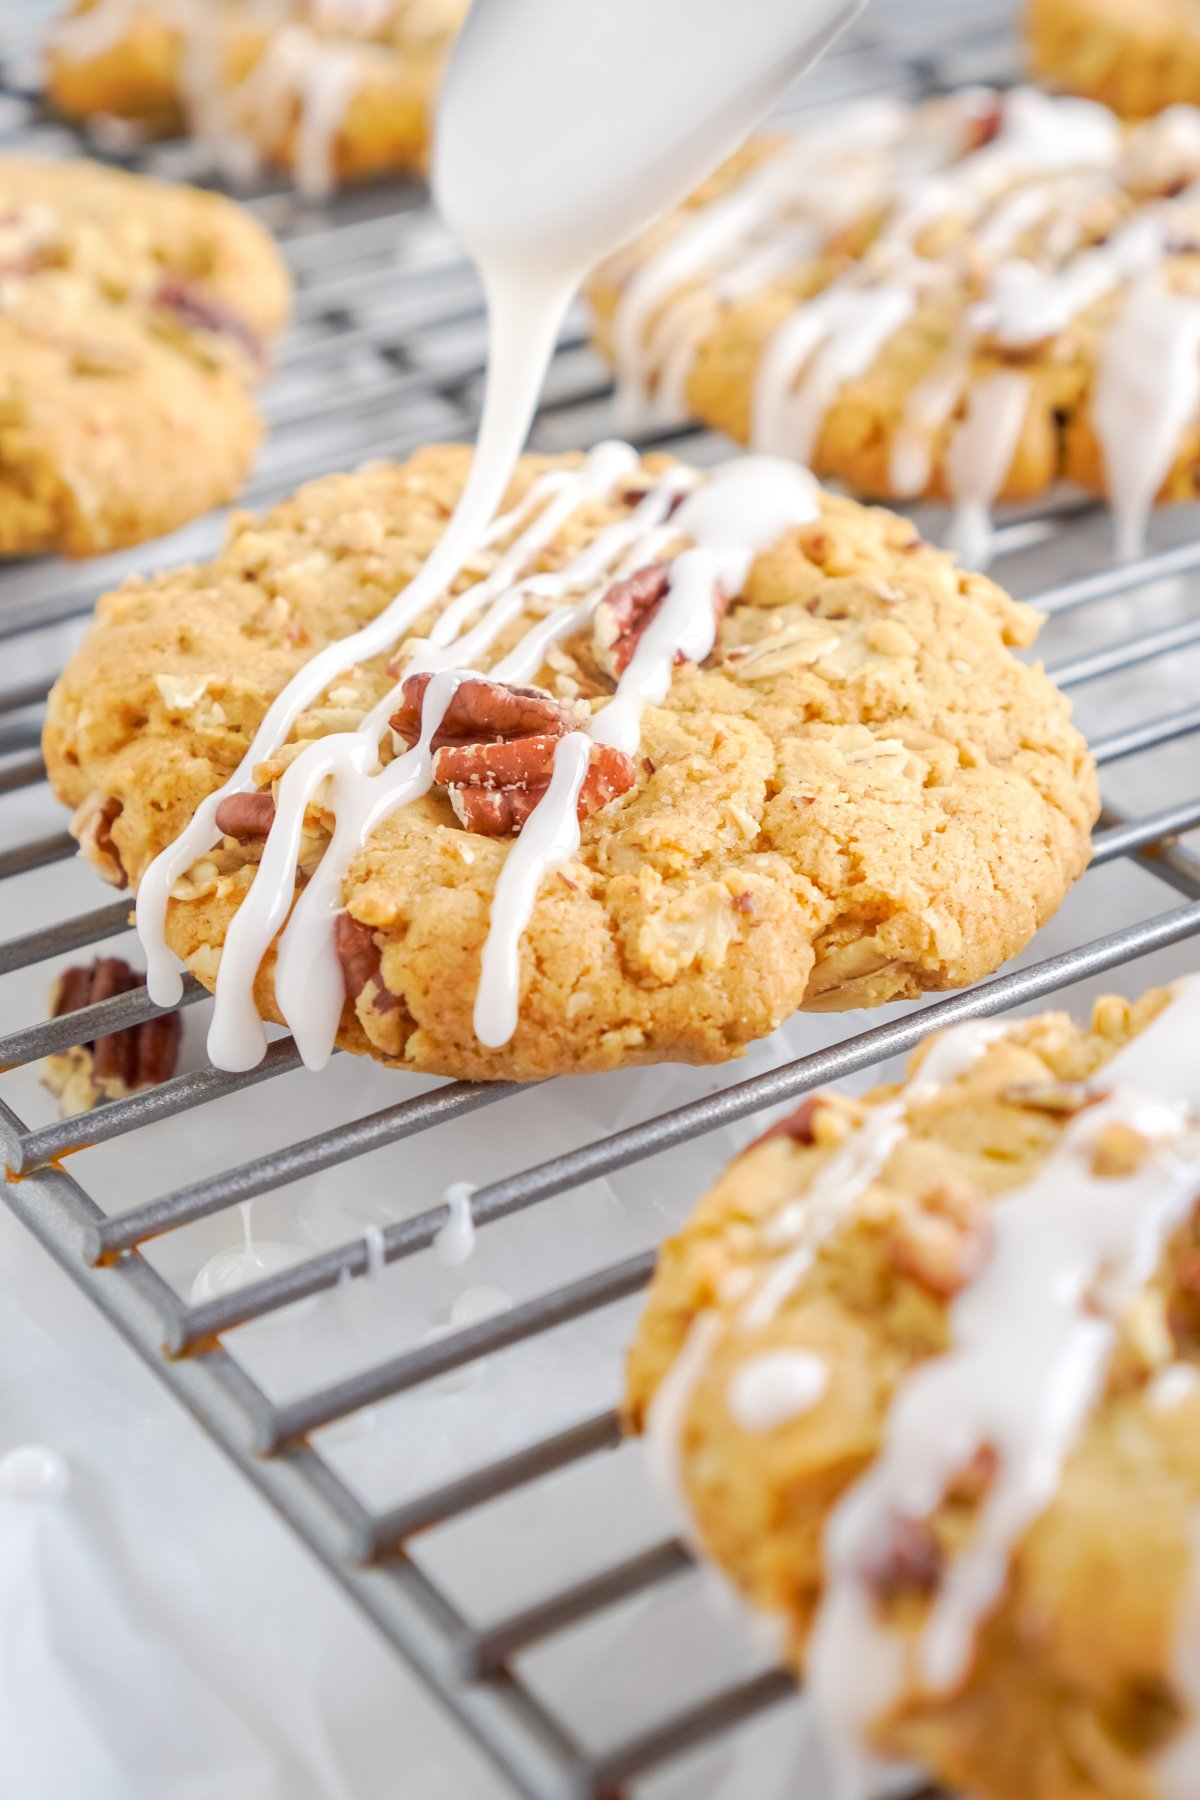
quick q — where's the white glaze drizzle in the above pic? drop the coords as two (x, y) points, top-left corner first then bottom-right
(941, 370), (1032, 571)
(644, 1312), (724, 1537)
(0, 1446), (70, 1503)
(599, 86), (1200, 564)
(433, 1181), (476, 1264)
(742, 1018), (1010, 1330)
(1093, 274), (1200, 563)
(363, 1221), (386, 1279)
(800, 976), (1200, 1789)
(728, 1350), (828, 1431)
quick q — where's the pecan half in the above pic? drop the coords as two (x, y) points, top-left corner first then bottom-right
(215, 790), (277, 842)
(335, 913), (403, 1013)
(436, 735), (636, 837)
(391, 674), (635, 837)
(390, 673), (574, 751)
(592, 562), (729, 681)
(152, 275), (265, 366)
(42, 958), (181, 1118)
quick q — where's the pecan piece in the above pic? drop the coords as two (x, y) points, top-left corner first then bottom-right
(593, 562), (671, 679)
(866, 1515), (943, 1607)
(753, 1094), (825, 1149)
(335, 914), (403, 1013)
(436, 736), (636, 837)
(42, 958), (181, 1118)
(0, 206), (61, 279)
(592, 562), (728, 680)
(944, 1441), (999, 1507)
(391, 674), (635, 837)
(152, 275), (265, 366)
(1003, 1079), (1102, 1117)
(888, 1179), (992, 1299)
(390, 673), (573, 751)
(964, 99), (1005, 152)
(70, 792), (127, 889)
(215, 790), (277, 842)
(1091, 1120), (1152, 1178)
(1169, 1245), (1200, 1355)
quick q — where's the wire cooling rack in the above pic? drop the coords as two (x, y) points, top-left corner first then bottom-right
(6, 2), (1200, 1795)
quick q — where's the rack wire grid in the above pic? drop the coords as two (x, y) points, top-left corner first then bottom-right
(6, 1), (1200, 1795)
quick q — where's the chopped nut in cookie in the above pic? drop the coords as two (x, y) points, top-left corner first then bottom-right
(592, 562), (727, 681)
(215, 790), (277, 842)
(69, 792), (126, 889)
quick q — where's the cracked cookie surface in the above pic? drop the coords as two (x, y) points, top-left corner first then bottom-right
(0, 156), (290, 557)
(588, 87), (1200, 556)
(46, 0), (469, 192)
(44, 444), (1097, 1081)
(627, 984), (1200, 1800)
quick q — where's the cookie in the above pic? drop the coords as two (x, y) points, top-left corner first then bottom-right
(1029, 0), (1200, 121)
(0, 156), (290, 558)
(589, 86), (1200, 562)
(627, 978), (1200, 1800)
(46, 0), (469, 196)
(43, 442), (1096, 1082)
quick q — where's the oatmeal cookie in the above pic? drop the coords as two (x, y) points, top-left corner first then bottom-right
(46, 0), (469, 195)
(1028, 0), (1200, 121)
(0, 156), (290, 558)
(628, 979), (1200, 1800)
(589, 87), (1200, 561)
(43, 444), (1096, 1082)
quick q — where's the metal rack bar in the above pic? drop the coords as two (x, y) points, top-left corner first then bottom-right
(460, 1540), (693, 1680)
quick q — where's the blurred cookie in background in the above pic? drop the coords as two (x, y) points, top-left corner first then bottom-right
(45, 0), (469, 197)
(0, 156), (290, 557)
(589, 86), (1200, 566)
(1028, 0), (1200, 120)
